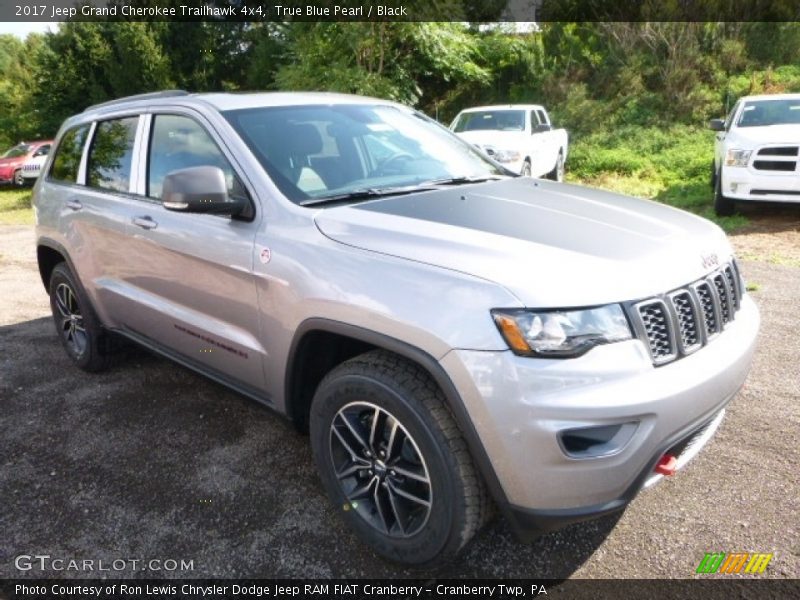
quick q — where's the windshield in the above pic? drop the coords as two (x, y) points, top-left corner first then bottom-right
(222, 104), (506, 204)
(737, 99), (800, 127)
(452, 110), (526, 132)
(2, 144), (32, 159)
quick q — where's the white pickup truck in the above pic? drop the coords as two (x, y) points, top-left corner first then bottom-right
(450, 104), (568, 180)
(710, 93), (800, 215)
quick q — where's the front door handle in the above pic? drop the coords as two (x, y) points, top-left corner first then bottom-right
(132, 216), (158, 230)
(66, 199), (82, 211)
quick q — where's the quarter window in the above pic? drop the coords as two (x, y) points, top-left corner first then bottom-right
(147, 114), (245, 200)
(50, 125), (89, 183)
(87, 117), (139, 193)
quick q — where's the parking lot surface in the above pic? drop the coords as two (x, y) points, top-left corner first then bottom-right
(1, 220), (798, 579)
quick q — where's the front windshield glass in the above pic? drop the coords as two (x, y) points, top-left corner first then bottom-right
(2, 144), (32, 159)
(223, 104), (505, 204)
(737, 99), (800, 127)
(452, 110), (526, 132)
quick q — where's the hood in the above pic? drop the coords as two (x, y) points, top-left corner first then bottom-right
(0, 156), (25, 167)
(730, 124), (800, 146)
(314, 178), (733, 307)
(455, 130), (527, 151)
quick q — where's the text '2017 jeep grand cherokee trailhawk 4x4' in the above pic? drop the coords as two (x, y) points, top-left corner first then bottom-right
(34, 91), (759, 566)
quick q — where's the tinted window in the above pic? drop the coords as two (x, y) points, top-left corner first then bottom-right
(2, 143), (32, 159)
(34, 145), (50, 157)
(452, 110), (526, 132)
(87, 117), (138, 192)
(737, 98), (800, 127)
(50, 126), (89, 183)
(148, 114), (245, 200)
(224, 104), (504, 204)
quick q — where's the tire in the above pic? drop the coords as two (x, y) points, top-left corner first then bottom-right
(520, 160), (532, 177)
(48, 262), (112, 372)
(713, 168), (735, 217)
(13, 169), (24, 187)
(309, 350), (490, 566)
(546, 150), (565, 182)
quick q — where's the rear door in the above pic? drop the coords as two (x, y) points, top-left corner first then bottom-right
(114, 110), (266, 393)
(44, 115), (149, 327)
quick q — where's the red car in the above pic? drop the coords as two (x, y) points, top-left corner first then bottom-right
(0, 140), (53, 186)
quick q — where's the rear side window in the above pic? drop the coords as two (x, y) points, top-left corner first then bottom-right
(50, 125), (89, 183)
(87, 117), (138, 193)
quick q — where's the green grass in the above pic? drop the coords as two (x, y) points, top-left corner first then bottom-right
(566, 125), (749, 233)
(0, 188), (34, 225)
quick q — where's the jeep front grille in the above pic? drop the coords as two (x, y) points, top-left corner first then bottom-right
(632, 261), (743, 366)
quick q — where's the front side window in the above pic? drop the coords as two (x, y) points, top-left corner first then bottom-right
(50, 125), (90, 183)
(224, 104), (505, 204)
(87, 117), (138, 192)
(148, 114), (245, 201)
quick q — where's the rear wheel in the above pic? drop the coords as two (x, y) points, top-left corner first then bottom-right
(713, 168), (735, 217)
(48, 262), (112, 372)
(310, 350), (490, 566)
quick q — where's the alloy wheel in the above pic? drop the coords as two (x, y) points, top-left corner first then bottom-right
(54, 282), (88, 357)
(329, 401), (432, 538)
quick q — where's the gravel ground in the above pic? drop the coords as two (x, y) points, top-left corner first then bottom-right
(0, 222), (798, 580)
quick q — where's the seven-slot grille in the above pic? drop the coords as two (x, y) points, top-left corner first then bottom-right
(632, 262), (743, 366)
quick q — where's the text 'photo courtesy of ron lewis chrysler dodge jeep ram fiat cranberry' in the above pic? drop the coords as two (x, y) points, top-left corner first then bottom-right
(32, 90), (759, 566)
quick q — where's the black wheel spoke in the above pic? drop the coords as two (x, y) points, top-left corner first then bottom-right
(389, 464), (429, 484)
(385, 486), (407, 535)
(332, 419), (366, 461)
(387, 479), (431, 508)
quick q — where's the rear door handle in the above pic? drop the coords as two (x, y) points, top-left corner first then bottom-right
(132, 216), (158, 230)
(66, 199), (82, 211)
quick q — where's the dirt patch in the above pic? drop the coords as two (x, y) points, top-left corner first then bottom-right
(730, 204), (800, 267)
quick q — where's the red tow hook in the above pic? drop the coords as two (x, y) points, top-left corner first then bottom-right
(655, 454), (678, 476)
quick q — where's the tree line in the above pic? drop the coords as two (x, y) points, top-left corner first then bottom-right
(2, 21), (800, 149)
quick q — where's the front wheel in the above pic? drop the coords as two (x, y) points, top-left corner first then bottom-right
(13, 169), (24, 187)
(546, 150), (565, 182)
(713, 168), (735, 216)
(520, 159), (532, 177)
(309, 350), (490, 566)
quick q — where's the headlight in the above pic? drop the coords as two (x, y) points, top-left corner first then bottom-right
(491, 304), (632, 358)
(492, 149), (521, 163)
(725, 149), (752, 167)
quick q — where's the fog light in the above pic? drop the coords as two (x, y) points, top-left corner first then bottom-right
(559, 422), (638, 458)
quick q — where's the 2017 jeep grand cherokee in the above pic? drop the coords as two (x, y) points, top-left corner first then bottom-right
(34, 91), (759, 566)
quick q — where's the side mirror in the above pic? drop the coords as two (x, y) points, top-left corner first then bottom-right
(162, 166), (245, 216)
(533, 123), (551, 133)
(708, 118), (726, 132)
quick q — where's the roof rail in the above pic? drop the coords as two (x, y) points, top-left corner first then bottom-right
(84, 90), (191, 112)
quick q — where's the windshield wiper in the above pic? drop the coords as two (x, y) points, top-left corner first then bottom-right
(300, 185), (436, 207)
(421, 175), (506, 186)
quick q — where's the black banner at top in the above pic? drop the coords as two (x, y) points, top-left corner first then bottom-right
(2, 0), (800, 23)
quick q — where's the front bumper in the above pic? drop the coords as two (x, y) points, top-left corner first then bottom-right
(441, 294), (759, 537)
(722, 165), (800, 202)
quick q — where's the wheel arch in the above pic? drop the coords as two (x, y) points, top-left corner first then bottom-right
(37, 238), (71, 292)
(284, 318), (513, 518)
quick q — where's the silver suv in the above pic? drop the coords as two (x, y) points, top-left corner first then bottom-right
(34, 91), (759, 566)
